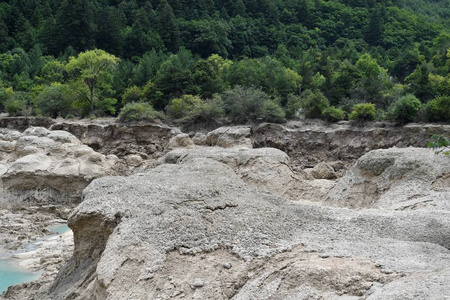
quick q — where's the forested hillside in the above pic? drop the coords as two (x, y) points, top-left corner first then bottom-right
(0, 0), (449, 123)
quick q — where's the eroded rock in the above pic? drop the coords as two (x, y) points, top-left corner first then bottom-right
(0, 127), (124, 207)
(326, 147), (450, 210)
(206, 126), (253, 148)
(41, 155), (450, 300)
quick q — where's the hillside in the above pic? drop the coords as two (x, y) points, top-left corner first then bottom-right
(0, 0), (449, 122)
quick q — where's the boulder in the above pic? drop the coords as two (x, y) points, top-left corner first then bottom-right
(308, 162), (337, 179)
(326, 147), (450, 210)
(192, 132), (207, 145)
(206, 126), (253, 148)
(125, 154), (143, 167)
(44, 155), (450, 300)
(165, 133), (195, 150)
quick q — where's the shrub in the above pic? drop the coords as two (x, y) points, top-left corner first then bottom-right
(349, 103), (376, 121)
(425, 96), (450, 122)
(165, 95), (203, 119)
(5, 92), (29, 116)
(184, 95), (225, 121)
(427, 134), (450, 155)
(261, 100), (286, 123)
(284, 94), (301, 119)
(35, 84), (74, 118)
(0, 87), (14, 111)
(322, 106), (345, 122)
(300, 91), (330, 119)
(122, 86), (142, 104)
(118, 102), (163, 122)
(221, 86), (281, 123)
(389, 94), (422, 124)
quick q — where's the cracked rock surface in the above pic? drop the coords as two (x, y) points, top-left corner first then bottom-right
(327, 147), (450, 210)
(40, 153), (450, 300)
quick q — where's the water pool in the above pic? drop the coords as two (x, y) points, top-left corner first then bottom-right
(0, 259), (41, 294)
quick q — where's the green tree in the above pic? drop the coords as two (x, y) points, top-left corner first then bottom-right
(65, 49), (120, 115)
(389, 94), (422, 124)
(55, 0), (95, 52)
(156, 0), (180, 53)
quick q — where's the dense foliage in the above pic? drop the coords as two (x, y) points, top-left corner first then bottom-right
(0, 0), (449, 123)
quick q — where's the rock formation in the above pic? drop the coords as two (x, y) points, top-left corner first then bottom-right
(1, 120), (450, 300)
(35, 147), (450, 300)
(327, 147), (450, 210)
(0, 127), (124, 207)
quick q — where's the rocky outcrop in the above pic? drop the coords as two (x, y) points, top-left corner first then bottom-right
(49, 120), (178, 159)
(3, 117), (450, 172)
(253, 121), (450, 170)
(40, 151), (450, 299)
(327, 147), (450, 210)
(0, 127), (124, 207)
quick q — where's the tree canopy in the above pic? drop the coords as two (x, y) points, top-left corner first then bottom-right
(0, 0), (448, 123)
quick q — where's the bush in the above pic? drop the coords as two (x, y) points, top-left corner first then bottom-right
(165, 95), (203, 119)
(118, 102), (164, 122)
(184, 95), (225, 122)
(35, 84), (74, 118)
(349, 103), (376, 121)
(5, 92), (29, 116)
(322, 106), (345, 122)
(425, 96), (450, 122)
(300, 91), (330, 119)
(261, 100), (286, 123)
(389, 94), (422, 124)
(285, 94), (301, 119)
(122, 86), (142, 104)
(221, 86), (283, 123)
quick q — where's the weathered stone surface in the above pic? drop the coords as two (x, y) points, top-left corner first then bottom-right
(125, 154), (143, 167)
(192, 132), (207, 146)
(165, 133), (195, 150)
(326, 147), (450, 210)
(50, 119), (176, 159)
(40, 155), (450, 300)
(253, 121), (450, 170)
(157, 147), (299, 198)
(0, 127), (124, 207)
(206, 126), (253, 148)
(308, 162), (337, 179)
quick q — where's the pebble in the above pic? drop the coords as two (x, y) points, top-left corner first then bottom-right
(191, 278), (204, 288)
(223, 262), (232, 269)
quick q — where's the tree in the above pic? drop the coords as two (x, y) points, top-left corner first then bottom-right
(66, 49), (120, 115)
(54, 0), (95, 53)
(156, 0), (180, 53)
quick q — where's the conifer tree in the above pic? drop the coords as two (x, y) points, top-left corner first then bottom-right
(156, 0), (180, 53)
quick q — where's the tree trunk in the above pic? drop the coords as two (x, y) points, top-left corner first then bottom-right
(89, 87), (94, 114)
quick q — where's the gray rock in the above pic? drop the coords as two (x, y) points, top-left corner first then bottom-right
(206, 126), (253, 148)
(310, 162), (337, 179)
(0, 127), (124, 207)
(45, 154), (450, 300)
(165, 133), (195, 150)
(326, 147), (450, 210)
(126, 154), (143, 167)
(192, 132), (207, 146)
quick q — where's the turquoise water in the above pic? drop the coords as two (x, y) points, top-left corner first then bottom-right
(0, 223), (70, 294)
(0, 259), (40, 294)
(48, 224), (70, 235)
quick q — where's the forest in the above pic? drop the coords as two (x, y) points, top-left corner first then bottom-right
(0, 0), (449, 123)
